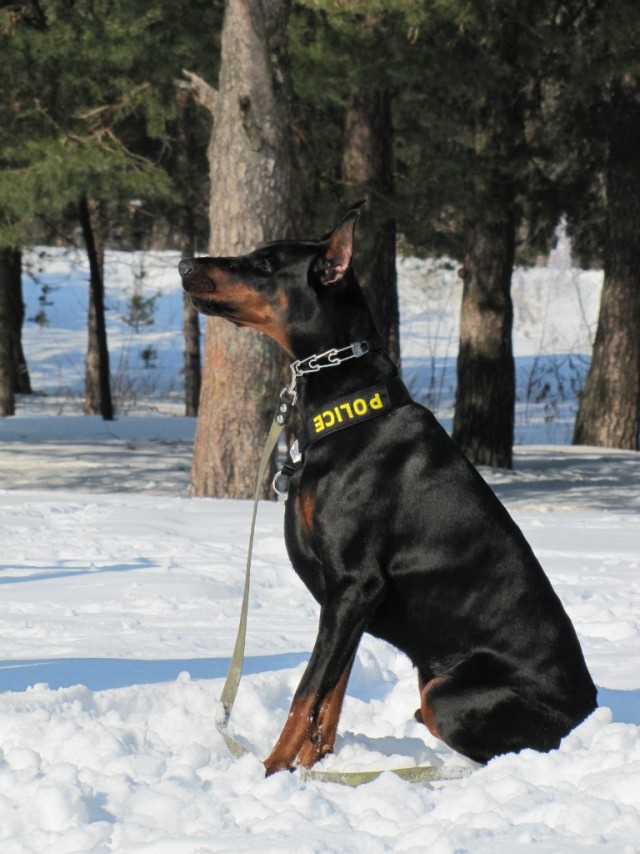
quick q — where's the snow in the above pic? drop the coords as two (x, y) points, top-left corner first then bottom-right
(0, 245), (639, 852)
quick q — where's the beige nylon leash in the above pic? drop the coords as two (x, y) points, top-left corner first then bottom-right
(216, 378), (471, 785)
(217, 399), (290, 758)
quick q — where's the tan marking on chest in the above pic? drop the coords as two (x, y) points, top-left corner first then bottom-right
(298, 488), (316, 536)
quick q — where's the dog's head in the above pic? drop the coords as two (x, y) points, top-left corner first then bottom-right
(178, 202), (365, 358)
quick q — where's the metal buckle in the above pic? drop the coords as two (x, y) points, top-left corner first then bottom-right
(352, 341), (370, 358)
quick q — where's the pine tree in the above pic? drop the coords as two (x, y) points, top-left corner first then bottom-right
(424, 2), (553, 469)
(0, 6), (40, 414)
(172, 90), (209, 417)
(290, 3), (402, 362)
(183, 0), (294, 498)
(0, 1), (188, 415)
(0, 249), (16, 416)
(3, 248), (31, 395)
(565, 1), (640, 450)
(298, 1), (564, 468)
(79, 197), (113, 419)
(342, 87), (399, 366)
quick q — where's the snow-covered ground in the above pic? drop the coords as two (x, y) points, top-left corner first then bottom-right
(0, 246), (638, 852)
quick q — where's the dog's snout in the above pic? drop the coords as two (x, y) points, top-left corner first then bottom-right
(178, 259), (195, 279)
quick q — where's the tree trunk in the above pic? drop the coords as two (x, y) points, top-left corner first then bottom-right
(176, 93), (202, 418)
(189, 0), (293, 498)
(0, 249), (16, 416)
(453, 213), (516, 468)
(182, 232), (201, 418)
(342, 87), (400, 366)
(79, 196), (114, 421)
(2, 247), (31, 395)
(452, 29), (522, 470)
(573, 77), (640, 450)
(183, 291), (201, 417)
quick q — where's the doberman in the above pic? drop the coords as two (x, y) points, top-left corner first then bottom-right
(179, 203), (597, 775)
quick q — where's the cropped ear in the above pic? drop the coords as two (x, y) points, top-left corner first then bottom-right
(319, 200), (365, 286)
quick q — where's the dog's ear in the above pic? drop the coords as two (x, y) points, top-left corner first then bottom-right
(318, 201), (365, 286)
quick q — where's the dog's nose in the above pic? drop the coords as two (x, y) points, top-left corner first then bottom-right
(178, 259), (195, 279)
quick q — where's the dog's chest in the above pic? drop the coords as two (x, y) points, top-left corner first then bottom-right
(283, 480), (326, 605)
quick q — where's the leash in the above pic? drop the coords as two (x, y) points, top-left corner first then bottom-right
(215, 342), (470, 785)
(217, 384), (296, 757)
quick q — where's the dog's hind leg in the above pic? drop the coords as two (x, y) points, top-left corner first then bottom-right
(417, 655), (585, 764)
(418, 673), (446, 741)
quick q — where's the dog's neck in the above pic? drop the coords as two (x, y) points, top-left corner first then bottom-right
(289, 273), (398, 410)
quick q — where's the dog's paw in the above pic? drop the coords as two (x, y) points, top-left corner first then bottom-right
(263, 754), (295, 777)
(296, 738), (333, 769)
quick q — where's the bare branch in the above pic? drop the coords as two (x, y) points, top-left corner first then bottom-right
(179, 70), (218, 115)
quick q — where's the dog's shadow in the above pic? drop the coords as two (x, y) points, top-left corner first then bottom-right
(335, 732), (444, 766)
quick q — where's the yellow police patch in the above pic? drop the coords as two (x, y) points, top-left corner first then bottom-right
(308, 385), (392, 439)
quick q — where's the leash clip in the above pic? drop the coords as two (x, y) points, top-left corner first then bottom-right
(275, 384), (297, 425)
(273, 443), (302, 498)
(272, 469), (291, 497)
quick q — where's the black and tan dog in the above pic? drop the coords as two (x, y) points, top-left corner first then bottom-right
(179, 204), (596, 776)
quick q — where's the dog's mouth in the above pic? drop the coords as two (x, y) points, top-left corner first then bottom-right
(189, 293), (239, 319)
(179, 259), (240, 319)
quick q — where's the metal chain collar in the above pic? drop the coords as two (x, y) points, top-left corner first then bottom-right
(286, 341), (370, 399)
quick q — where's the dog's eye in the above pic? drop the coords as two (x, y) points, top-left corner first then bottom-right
(253, 257), (273, 275)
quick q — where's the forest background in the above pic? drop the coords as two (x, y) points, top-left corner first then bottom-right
(0, 0), (638, 498)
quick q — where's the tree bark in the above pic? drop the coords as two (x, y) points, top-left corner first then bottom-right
(189, 0), (293, 498)
(453, 213), (516, 468)
(182, 290), (201, 418)
(79, 196), (114, 421)
(0, 249), (16, 416)
(452, 25), (523, 470)
(2, 247), (31, 395)
(342, 87), (400, 366)
(573, 77), (640, 450)
(181, 231), (201, 418)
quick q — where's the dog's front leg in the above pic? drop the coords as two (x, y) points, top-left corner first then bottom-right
(263, 627), (359, 777)
(295, 653), (355, 768)
(264, 578), (384, 776)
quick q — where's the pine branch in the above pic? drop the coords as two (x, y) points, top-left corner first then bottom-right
(74, 82), (152, 130)
(32, 98), (153, 165)
(32, 99), (85, 146)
